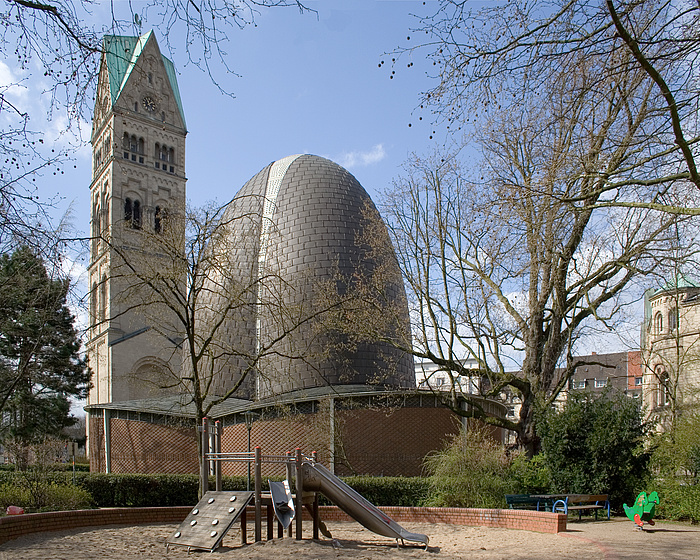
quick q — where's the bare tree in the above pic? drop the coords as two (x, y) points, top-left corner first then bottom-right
(100, 196), (344, 493)
(342, 45), (700, 453)
(1, 0), (310, 255)
(392, 0), (700, 200)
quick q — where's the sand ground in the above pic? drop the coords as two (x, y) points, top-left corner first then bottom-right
(1, 517), (699, 560)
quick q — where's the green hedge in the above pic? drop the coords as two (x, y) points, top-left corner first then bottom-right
(652, 482), (700, 524)
(0, 472), (429, 508)
(337, 476), (431, 507)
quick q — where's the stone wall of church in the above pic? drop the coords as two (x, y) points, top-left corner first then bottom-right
(643, 286), (700, 421)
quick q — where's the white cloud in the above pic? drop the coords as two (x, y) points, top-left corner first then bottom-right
(335, 144), (386, 169)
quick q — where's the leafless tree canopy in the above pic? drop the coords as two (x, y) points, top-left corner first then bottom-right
(396, 0), (700, 194)
(0, 0), (310, 256)
(376, 0), (700, 453)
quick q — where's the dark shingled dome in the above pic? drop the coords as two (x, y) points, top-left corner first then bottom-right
(206, 154), (414, 399)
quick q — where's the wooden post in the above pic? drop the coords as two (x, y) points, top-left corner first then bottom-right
(241, 507), (247, 545)
(295, 448), (303, 540)
(214, 420), (222, 491)
(201, 417), (209, 495)
(311, 450), (319, 540)
(254, 446), (262, 542)
(286, 451), (293, 538)
(266, 504), (274, 540)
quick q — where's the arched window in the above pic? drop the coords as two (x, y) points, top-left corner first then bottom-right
(123, 133), (144, 163)
(654, 311), (663, 334)
(669, 307), (678, 331)
(101, 186), (109, 234)
(656, 367), (671, 407)
(91, 202), (100, 257)
(122, 132), (129, 159)
(124, 197), (133, 224)
(132, 199), (141, 229)
(154, 206), (165, 233)
(99, 275), (107, 323)
(90, 282), (97, 327)
(155, 143), (175, 172)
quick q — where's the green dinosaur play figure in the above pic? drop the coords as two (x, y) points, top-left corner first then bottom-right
(623, 491), (659, 529)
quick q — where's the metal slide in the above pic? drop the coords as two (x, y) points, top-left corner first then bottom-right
(301, 461), (429, 547)
(269, 479), (295, 530)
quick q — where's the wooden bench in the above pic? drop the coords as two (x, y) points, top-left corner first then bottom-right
(505, 494), (554, 511)
(552, 494), (610, 520)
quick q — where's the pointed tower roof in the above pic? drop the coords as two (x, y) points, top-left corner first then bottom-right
(102, 31), (186, 128)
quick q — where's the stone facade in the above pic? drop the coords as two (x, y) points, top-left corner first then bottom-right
(86, 31), (186, 408)
(642, 279), (700, 427)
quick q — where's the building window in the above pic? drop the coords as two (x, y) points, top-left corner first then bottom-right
(124, 197), (142, 229)
(656, 366), (671, 407)
(90, 282), (97, 327)
(571, 379), (586, 390)
(155, 143), (175, 172)
(669, 307), (678, 331)
(123, 132), (145, 163)
(124, 197), (132, 223)
(654, 311), (663, 334)
(99, 274), (107, 323)
(154, 206), (167, 234)
(635, 377), (642, 386)
(594, 379), (607, 388)
(132, 199), (141, 229)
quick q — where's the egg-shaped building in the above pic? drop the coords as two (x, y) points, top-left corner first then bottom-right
(205, 154), (415, 400)
(87, 155), (507, 477)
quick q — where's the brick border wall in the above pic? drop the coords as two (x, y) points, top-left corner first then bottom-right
(0, 505), (565, 545)
(0, 507), (191, 545)
(314, 506), (566, 534)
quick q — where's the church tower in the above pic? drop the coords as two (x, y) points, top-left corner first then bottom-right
(87, 32), (187, 406)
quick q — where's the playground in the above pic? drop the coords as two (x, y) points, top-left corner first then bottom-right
(4, 421), (699, 559)
(2, 517), (700, 560)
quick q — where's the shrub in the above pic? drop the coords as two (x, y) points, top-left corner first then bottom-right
(422, 424), (518, 508)
(0, 483), (30, 510)
(538, 389), (650, 510)
(651, 481), (700, 523)
(330, 476), (430, 507)
(0, 472), (430, 509)
(509, 453), (552, 494)
(0, 482), (92, 512)
(648, 407), (700, 522)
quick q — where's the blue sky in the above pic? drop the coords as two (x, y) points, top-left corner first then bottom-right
(1, 0), (643, 358)
(8, 1), (442, 242)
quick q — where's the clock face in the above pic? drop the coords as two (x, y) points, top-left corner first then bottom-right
(142, 96), (157, 112)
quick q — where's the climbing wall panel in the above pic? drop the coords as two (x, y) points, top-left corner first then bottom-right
(166, 491), (254, 552)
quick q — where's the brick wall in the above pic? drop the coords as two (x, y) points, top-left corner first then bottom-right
(0, 507), (190, 545)
(89, 415), (198, 474)
(335, 407), (462, 476)
(0, 505), (565, 546)
(89, 401), (502, 477)
(315, 506), (566, 534)
(109, 418), (197, 473)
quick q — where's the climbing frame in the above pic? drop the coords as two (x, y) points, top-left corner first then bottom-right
(166, 491), (254, 552)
